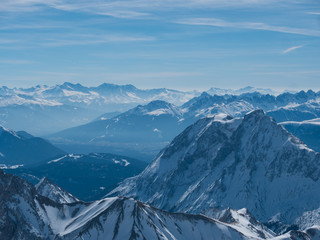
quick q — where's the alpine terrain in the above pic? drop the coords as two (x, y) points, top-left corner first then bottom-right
(0, 168), (296, 240)
(49, 90), (320, 160)
(109, 110), (320, 232)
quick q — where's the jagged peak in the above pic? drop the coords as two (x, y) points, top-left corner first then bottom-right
(35, 177), (52, 189)
(244, 109), (266, 119)
(200, 91), (212, 98)
(127, 100), (181, 117)
(36, 177), (79, 204)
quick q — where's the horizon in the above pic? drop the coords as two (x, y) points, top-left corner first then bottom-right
(0, 81), (319, 93)
(0, 1), (320, 90)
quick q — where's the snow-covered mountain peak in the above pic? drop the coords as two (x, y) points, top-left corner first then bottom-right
(128, 100), (183, 118)
(144, 99), (174, 110)
(109, 109), (320, 229)
(35, 177), (80, 204)
(212, 113), (233, 122)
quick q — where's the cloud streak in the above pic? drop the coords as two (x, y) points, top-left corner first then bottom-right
(282, 45), (304, 54)
(0, 0), (58, 13)
(176, 18), (320, 37)
(42, 34), (155, 47)
(0, 0), (308, 18)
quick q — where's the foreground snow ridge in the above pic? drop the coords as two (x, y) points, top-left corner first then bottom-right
(1, 164), (320, 239)
(0, 169), (267, 240)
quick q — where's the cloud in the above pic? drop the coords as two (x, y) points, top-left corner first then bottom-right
(176, 18), (320, 37)
(0, 0), (58, 13)
(0, 0), (307, 18)
(42, 34), (155, 47)
(0, 59), (35, 64)
(282, 45), (304, 54)
(50, 1), (151, 19)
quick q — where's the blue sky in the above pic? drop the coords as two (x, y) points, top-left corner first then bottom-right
(0, 0), (320, 91)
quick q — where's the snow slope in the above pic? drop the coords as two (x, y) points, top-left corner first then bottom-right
(109, 110), (320, 230)
(0, 169), (282, 240)
(35, 177), (79, 204)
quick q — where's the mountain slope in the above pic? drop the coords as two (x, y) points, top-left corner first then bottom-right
(48, 100), (187, 159)
(50, 100), (184, 143)
(109, 110), (320, 229)
(49, 90), (320, 160)
(0, 126), (65, 166)
(281, 119), (320, 153)
(35, 177), (79, 204)
(0, 169), (281, 240)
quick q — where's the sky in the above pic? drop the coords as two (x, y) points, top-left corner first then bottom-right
(0, 0), (320, 91)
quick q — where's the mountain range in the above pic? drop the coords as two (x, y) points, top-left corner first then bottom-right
(49, 90), (320, 160)
(2, 83), (320, 239)
(0, 83), (294, 136)
(108, 110), (320, 233)
(0, 82), (198, 135)
(2, 167), (320, 240)
(2, 107), (320, 238)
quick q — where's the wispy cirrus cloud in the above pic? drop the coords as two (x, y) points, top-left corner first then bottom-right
(42, 34), (155, 47)
(307, 12), (320, 15)
(0, 0), (58, 12)
(176, 18), (320, 37)
(0, 0), (309, 18)
(282, 45), (304, 54)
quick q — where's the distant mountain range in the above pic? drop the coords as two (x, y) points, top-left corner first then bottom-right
(108, 110), (320, 233)
(0, 83), (293, 135)
(0, 82), (198, 135)
(49, 90), (320, 160)
(206, 86), (284, 96)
